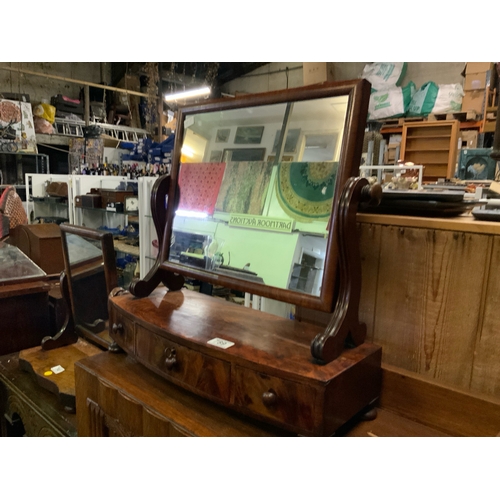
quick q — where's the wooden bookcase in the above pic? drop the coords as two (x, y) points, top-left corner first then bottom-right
(400, 120), (460, 181)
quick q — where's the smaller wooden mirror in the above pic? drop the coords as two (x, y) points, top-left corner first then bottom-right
(42, 224), (118, 351)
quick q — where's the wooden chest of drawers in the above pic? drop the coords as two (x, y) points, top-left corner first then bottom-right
(108, 287), (382, 436)
(75, 351), (289, 437)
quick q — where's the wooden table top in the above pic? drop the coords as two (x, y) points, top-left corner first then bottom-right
(0, 352), (77, 437)
(357, 212), (500, 235)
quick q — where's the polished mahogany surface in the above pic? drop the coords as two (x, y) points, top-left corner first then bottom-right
(75, 351), (291, 437)
(0, 281), (50, 356)
(0, 352), (77, 437)
(119, 80), (381, 435)
(109, 287), (382, 436)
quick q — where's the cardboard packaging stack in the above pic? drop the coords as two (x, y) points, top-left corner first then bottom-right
(461, 62), (496, 114)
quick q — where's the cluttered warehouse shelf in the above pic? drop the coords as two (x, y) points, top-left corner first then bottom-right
(363, 62), (499, 171)
(358, 62), (500, 220)
(0, 64), (176, 293)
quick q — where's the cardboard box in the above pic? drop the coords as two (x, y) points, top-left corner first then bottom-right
(464, 72), (489, 91)
(462, 89), (486, 113)
(466, 62), (494, 74)
(303, 62), (334, 86)
(460, 130), (478, 149)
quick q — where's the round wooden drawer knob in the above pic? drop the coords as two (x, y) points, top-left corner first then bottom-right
(262, 389), (277, 407)
(112, 323), (123, 335)
(164, 348), (177, 370)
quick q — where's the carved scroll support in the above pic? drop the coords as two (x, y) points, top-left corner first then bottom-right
(129, 174), (185, 298)
(311, 177), (382, 363)
(41, 271), (78, 351)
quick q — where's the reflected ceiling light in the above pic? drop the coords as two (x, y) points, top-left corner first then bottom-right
(175, 209), (208, 219)
(164, 86), (211, 102)
(181, 145), (195, 158)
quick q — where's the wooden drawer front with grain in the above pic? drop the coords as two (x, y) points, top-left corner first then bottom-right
(232, 367), (320, 434)
(135, 325), (231, 403)
(109, 312), (136, 354)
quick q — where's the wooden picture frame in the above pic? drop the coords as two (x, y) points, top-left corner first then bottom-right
(234, 126), (264, 144)
(222, 148), (266, 162)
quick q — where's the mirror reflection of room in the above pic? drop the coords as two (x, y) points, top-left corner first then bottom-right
(65, 233), (109, 336)
(172, 95), (348, 298)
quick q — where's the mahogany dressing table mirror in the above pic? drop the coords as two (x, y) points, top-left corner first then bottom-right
(17, 225), (118, 411)
(41, 224), (119, 351)
(109, 79), (383, 436)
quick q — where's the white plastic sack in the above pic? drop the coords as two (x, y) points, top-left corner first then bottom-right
(431, 83), (464, 114)
(362, 62), (407, 90)
(368, 82), (415, 120)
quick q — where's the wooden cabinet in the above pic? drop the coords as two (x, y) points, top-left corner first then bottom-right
(357, 213), (500, 401)
(134, 324), (232, 403)
(108, 287), (382, 437)
(232, 365), (320, 430)
(75, 351), (290, 437)
(0, 353), (77, 437)
(400, 120), (459, 181)
(0, 281), (51, 356)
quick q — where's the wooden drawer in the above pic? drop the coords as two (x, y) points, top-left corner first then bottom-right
(233, 366), (320, 433)
(135, 325), (231, 403)
(109, 310), (135, 354)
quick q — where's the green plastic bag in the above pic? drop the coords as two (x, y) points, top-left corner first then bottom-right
(407, 82), (439, 117)
(368, 81), (416, 120)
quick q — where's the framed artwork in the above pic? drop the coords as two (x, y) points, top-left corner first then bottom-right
(267, 155), (294, 162)
(272, 128), (301, 153)
(209, 150), (223, 162)
(215, 128), (230, 143)
(0, 99), (37, 153)
(222, 148), (266, 162)
(234, 126), (264, 144)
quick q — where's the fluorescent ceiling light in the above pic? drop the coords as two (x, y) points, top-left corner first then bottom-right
(164, 86), (210, 102)
(181, 145), (195, 158)
(176, 209), (208, 219)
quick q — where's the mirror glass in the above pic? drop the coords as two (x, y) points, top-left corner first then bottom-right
(168, 94), (349, 297)
(0, 241), (46, 283)
(61, 225), (117, 347)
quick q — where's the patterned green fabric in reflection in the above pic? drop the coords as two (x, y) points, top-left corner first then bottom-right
(276, 162), (338, 221)
(215, 161), (274, 215)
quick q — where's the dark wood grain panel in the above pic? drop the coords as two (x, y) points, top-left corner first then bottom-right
(135, 324), (231, 403)
(75, 351), (290, 437)
(143, 407), (181, 437)
(0, 281), (50, 356)
(357, 222), (381, 341)
(97, 378), (144, 436)
(109, 308), (136, 354)
(108, 288), (382, 436)
(110, 288), (378, 384)
(233, 366), (320, 434)
(1, 353), (77, 437)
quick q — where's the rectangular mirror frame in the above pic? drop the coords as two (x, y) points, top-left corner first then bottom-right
(59, 223), (118, 348)
(159, 79), (370, 313)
